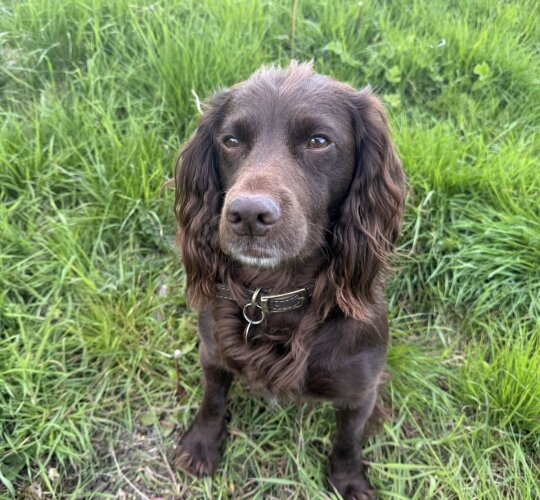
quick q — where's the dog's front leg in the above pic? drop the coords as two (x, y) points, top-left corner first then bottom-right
(174, 361), (232, 477)
(328, 390), (377, 499)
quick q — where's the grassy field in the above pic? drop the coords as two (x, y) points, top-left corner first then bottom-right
(1, 0), (539, 498)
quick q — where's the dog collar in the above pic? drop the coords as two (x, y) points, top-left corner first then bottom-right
(214, 283), (314, 341)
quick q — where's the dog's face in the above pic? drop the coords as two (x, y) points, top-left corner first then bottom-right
(216, 69), (356, 269)
(175, 63), (405, 316)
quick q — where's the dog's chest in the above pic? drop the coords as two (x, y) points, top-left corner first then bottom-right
(212, 305), (308, 394)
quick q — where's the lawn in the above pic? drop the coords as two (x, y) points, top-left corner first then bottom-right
(0, 0), (539, 498)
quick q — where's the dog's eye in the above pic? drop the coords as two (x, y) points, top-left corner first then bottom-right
(308, 135), (330, 149)
(223, 136), (240, 148)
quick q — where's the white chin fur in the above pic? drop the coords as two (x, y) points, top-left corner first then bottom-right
(233, 254), (283, 269)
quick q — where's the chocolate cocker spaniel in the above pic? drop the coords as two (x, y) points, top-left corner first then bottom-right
(173, 62), (405, 499)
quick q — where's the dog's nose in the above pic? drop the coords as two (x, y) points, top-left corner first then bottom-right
(226, 195), (281, 236)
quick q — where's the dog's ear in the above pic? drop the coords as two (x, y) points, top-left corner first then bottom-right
(328, 88), (405, 320)
(174, 90), (231, 308)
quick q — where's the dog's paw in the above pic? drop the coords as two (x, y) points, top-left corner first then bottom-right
(329, 469), (375, 500)
(173, 427), (223, 477)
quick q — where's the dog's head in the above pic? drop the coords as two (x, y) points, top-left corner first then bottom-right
(175, 62), (405, 319)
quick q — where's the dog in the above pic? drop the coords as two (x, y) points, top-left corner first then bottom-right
(173, 62), (405, 498)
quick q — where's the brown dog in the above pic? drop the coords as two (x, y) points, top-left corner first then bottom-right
(173, 62), (405, 498)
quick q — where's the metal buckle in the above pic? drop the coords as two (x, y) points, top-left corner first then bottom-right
(242, 287), (309, 341)
(259, 287), (308, 313)
(243, 288), (265, 342)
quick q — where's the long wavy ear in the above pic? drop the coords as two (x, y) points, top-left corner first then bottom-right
(328, 88), (406, 320)
(174, 90), (231, 308)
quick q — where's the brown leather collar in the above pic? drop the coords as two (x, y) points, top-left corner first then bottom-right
(215, 283), (314, 342)
(214, 283), (314, 313)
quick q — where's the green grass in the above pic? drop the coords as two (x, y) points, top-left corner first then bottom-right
(1, 0), (539, 497)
